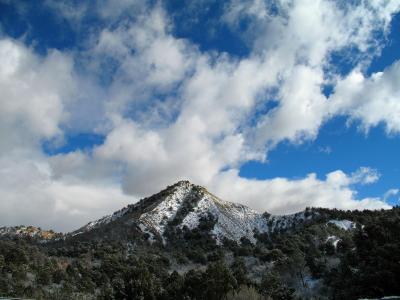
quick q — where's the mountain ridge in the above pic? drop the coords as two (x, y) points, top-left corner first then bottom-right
(1, 180), (399, 299)
(70, 180), (321, 245)
(1, 180), (326, 244)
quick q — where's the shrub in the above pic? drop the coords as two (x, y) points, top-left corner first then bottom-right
(226, 285), (263, 300)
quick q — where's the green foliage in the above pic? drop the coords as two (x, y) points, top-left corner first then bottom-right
(231, 257), (249, 286)
(226, 285), (263, 300)
(161, 271), (184, 300)
(0, 207), (399, 299)
(204, 261), (237, 299)
(260, 271), (295, 299)
(324, 207), (400, 299)
(183, 269), (206, 299)
(120, 259), (162, 300)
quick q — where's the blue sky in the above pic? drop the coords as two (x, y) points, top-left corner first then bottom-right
(240, 116), (400, 205)
(1, 0), (400, 230)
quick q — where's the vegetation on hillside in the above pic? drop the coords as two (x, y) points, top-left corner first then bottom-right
(1, 207), (399, 299)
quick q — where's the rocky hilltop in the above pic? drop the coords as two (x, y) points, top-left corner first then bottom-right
(70, 180), (319, 245)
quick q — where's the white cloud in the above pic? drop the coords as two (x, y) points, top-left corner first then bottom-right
(211, 169), (390, 215)
(0, 154), (133, 231)
(350, 167), (381, 185)
(236, 0), (400, 149)
(87, 5), (198, 122)
(0, 39), (73, 149)
(0, 38), (132, 231)
(329, 61), (400, 133)
(253, 65), (327, 147)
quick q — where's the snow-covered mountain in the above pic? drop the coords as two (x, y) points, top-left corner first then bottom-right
(137, 180), (270, 244)
(0, 181), (343, 245)
(0, 181), (393, 300)
(72, 180), (318, 244)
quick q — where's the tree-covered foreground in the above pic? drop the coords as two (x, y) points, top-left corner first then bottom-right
(1, 207), (400, 299)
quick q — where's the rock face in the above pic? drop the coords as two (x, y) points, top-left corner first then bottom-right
(327, 219), (356, 230)
(72, 181), (317, 244)
(72, 181), (271, 244)
(137, 180), (270, 244)
(0, 225), (61, 241)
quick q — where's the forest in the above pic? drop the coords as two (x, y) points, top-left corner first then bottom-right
(1, 207), (400, 299)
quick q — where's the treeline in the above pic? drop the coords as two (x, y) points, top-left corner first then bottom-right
(0, 239), (292, 299)
(1, 207), (399, 299)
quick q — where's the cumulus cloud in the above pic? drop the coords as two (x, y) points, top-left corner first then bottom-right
(0, 0), (399, 230)
(0, 39), (73, 150)
(350, 167), (381, 185)
(211, 169), (390, 215)
(0, 38), (132, 231)
(0, 154), (133, 231)
(330, 61), (400, 133)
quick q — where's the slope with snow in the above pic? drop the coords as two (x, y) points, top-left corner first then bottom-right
(138, 181), (194, 239)
(179, 188), (269, 244)
(326, 235), (341, 248)
(327, 219), (356, 231)
(267, 210), (317, 232)
(64, 181), (361, 245)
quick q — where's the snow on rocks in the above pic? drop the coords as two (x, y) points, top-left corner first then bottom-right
(0, 225), (60, 240)
(138, 181), (193, 240)
(85, 206), (130, 230)
(67, 181), (323, 245)
(179, 189), (268, 244)
(137, 181), (270, 244)
(267, 210), (315, 232)
(138, 223), (155, 242)
(328, 220), (356, 231)
(72, 206), (132, 236)
(326, 235), (341, 248)
(72, 181), (196, 238)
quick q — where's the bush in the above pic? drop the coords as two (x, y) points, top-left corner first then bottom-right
(226, 285), (263, 300)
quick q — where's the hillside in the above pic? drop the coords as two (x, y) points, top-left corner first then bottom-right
(69, 181), (315, 244)
(0, 181), (399, 299)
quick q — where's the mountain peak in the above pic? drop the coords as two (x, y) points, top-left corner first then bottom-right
(72, 181), (316, 245)
(168, 180), (207, 194)
(74, 180), (271, 244)
(163, 180), (214, 202)
(173, 180), (193, 186)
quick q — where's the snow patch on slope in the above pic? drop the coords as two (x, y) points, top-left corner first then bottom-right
(138, 223), (155, 242)
(326, 235), (341, 248)
(88, 207), (130, 230)
(139, 181), (193, 239)
(68, 181), (323, 245)
(268, 210), (316, 232)
(74, 206), (131, 236)
(328, 219), (356, 231)
(180, 192), (268, 244)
